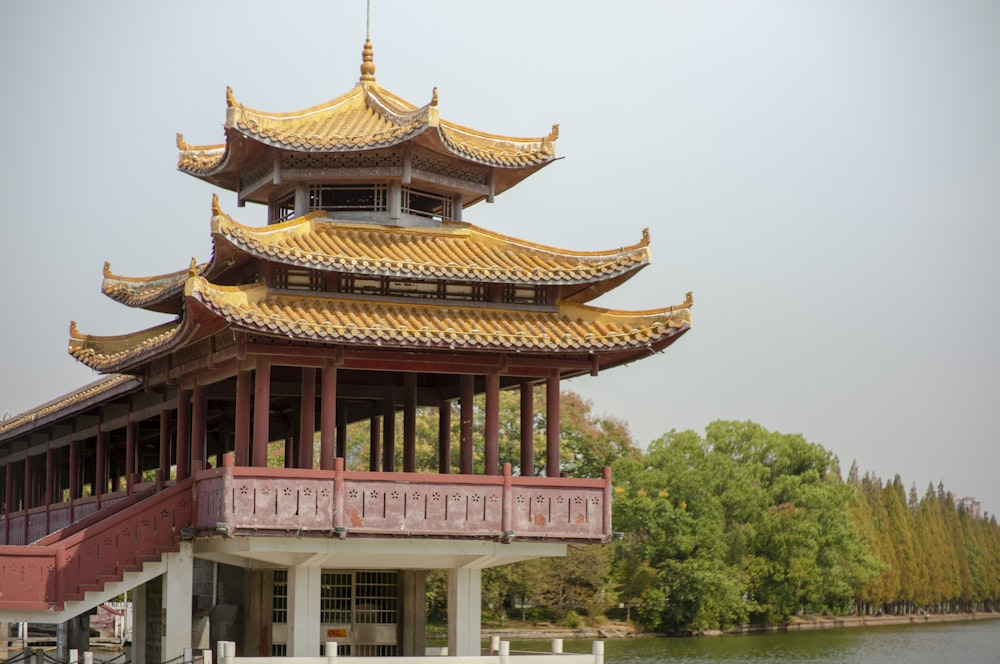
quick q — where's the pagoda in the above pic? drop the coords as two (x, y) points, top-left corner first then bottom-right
(0, 38), (691, 661)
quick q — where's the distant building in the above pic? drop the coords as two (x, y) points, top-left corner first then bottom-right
(0, 37), (691, 661)
(958, 496), (982, 519)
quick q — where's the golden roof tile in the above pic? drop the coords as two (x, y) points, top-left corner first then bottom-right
(0, 375), (139, 441)
(177, 57), (557, 179)
(215, 211), (650, 287)
(187, 278), (691, 354)
(100, 202), (652, 312)
(68, 319), (188, 373)
(102, 260), (209, 311)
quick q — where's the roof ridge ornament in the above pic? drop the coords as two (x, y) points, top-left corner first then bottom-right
(360, 37), (376, 83)
(226, 86), (236, 108)
(211, 193), (222, 218)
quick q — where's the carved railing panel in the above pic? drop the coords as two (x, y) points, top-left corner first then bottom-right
(341, 479), (503, 536)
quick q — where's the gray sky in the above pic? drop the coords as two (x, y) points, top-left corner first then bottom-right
(2, 1), (998, 514)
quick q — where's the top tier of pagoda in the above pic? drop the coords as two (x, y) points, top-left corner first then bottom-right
(176, 37), (558, 225)
(68, 40), (691, 381)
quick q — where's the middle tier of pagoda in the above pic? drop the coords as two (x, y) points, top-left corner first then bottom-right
(72, 197), (691, 377)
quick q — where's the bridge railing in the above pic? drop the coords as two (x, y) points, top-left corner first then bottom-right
(193, 457), (611, 543)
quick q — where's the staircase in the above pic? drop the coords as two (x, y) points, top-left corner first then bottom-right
(0, 479), (193, 612)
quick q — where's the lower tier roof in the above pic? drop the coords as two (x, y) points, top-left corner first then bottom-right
(70, 276), (692, 374)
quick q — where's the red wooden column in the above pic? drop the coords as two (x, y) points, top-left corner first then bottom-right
(176, 389), (191, 480)
(125, 417), (137, 494)
(235, 368), (252, 466)
(369, 415), (381, 472)
(438, 401), (451, 474)
(69, 435), (81, 500)
(403, 373), (417, 472)
(484, 370), (500, 476)
(545, 369), (560, 478)
(298, 368), (316, 470)
(158, 400), (170, 486)
(320, 363), (337, 471)
(44, 443), (54, 534)
(520, 380), (534, 476)
(44, 442), (54, 508)
(459, 374), (474, 475)
(336, 401), (348, 460)
(4, 457), (13, 542)
(95, 427), (107, 498)
(23, 452), (33, 513)
(191, 384), (207, 472)
(253, 359), (272, 467)
(382, 386), (396, 472)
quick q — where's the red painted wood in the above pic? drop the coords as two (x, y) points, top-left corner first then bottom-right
(437, 402), (451, 475)
(403, 373), (417, 473)
(520, 381), (534, 476)
(235, 369), (252, 466)
(546, 370), (560, 478)
(320, 364), (336, 470)
(299, 368), (316, 470)
(176, 389), (191, 481)
(252, 359), (271, 467)
(459, 375), (474, 474)
(485, 371), (500, 476)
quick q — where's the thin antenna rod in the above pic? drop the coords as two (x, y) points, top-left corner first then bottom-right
(366, 0), (371, 39)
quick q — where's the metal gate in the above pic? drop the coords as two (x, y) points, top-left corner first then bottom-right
(271, 569), (400, 656)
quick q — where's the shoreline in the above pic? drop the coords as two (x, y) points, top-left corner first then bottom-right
(476, 610), (1000, 641)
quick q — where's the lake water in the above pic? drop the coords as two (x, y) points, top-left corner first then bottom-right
(504, 619), (1000, 664)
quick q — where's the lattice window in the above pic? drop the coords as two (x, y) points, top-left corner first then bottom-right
(504, 284), (549, 305)
(442, 281), (487, 302)
(270, 189), (296, 225)
(412, 152), (488, 184)
(272, 569), (288, 623)
(309, 184), (388, 214)
(276, 267), (323, 291)
(402, 186), (452, 221)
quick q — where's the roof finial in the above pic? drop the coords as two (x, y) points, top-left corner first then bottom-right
(360, 37), (376, 82)
(360, 0), (376, 83)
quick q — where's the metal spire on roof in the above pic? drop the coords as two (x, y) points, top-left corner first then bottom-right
(360, 0), (376, 83)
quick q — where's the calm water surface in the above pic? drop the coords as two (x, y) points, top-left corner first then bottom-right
(506, 620), (1000, 664)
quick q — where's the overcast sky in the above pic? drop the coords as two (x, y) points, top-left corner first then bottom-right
(2, 1), (998, 514)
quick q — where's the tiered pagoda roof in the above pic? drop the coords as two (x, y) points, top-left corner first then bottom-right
(75, 198), (691, 375)
(176, 38), (558, 205)
(68, 38), (692, 383)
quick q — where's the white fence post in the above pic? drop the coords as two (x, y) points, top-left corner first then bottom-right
(490, 635), (501, 653)
(81, 653), (93, 664)
(219, 640), (236, 664)
(184, 647), (193, 663)
(592, 640), (605, 664)
(203, 648), (213, 664)
(69, 649), (78, 664)
(552, 638), (563, 654)
(499, 640), (510, 664)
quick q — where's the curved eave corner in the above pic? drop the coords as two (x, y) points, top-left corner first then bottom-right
(176, 131), (228, 177)
(102, 258), (212, 311)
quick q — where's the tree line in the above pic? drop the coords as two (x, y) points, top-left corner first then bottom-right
(335, 390), (1000, 632)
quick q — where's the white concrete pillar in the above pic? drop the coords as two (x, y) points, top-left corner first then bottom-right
(132, 582), (146, 663)
(163, 542), (194, 662)
(447, 567), (482, 657)
(287, 565), (322, 656)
